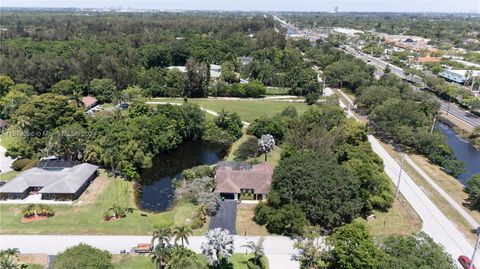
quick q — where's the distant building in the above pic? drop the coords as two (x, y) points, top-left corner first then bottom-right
(416, 57), (441, 63)
(82, 96), (98, 110)
(215, 161), (273, 201)
(167, 64), (222, 81)
(238, 56), (253, 66)
(0, 119), (8, 133)
(0, 163), (98, 201)
(438, 70), (480, 84)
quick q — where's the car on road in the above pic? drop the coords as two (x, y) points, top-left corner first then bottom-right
(458, 255), (476, 269)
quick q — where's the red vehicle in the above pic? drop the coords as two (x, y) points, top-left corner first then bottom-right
(458, 255), (477, 269)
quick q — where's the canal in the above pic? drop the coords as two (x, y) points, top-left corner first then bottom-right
(136, 141), (227, 212)
(436, 122), (480, 184)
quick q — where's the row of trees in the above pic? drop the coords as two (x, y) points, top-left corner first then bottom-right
(294, 222), (456, 269)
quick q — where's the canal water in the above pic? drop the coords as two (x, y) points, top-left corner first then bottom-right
(436, 122), (480, 184)
(136, 141), (227, 212)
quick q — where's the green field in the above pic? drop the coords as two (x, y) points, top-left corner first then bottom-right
(112, 253), (268, 269)
(149, 98), (309, 122)
(0, 171), (200, 235)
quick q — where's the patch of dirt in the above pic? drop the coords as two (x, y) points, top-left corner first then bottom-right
(74, 170), (111, 206)
(18, 254), (48, 267)
(21, 216), (50, 223)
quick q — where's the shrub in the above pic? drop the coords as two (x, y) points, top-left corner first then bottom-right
(11, 158), (37, 171)
(202, 121), (236, 147)
(176, 177), (220, 215)
(182, 165), (213, 181)
(247, 116), (286, 141)
(247, 258), (266, 269)
(53, 243), (113, 269)
(234, 137), (258, 161)
(21, 204), (55, 218)
(305, 92), (319, 105)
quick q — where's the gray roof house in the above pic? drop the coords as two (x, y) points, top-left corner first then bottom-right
(0, 163), (98, 201)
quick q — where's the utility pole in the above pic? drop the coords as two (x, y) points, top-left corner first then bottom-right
(469, 227), (480, 269)
(395, 153), (406, 198)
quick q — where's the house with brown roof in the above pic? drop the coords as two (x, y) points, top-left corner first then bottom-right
(214, 161), (273, 201)
(82, 96), (98, 110)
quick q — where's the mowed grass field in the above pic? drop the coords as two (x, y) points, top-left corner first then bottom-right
(149, 98), (309, 122)
(0, 170), (199, 235)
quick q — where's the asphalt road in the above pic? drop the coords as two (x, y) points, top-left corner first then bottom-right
(438, 98), (480, 128)
(337, 97), (478, 268)
(209, 200), (238, 235)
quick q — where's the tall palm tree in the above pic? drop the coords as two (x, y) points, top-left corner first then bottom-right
(1, 248), (20, 258)
(242, 237), (265, 265)
(173, 225), (193, 247)
(150, 244), (169, 269)
(152, 227), (172, 248)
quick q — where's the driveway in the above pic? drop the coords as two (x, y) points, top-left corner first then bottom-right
(209, 200), (237, 235)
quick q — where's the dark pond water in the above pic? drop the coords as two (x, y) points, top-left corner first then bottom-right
(436, 122), (480, 184)
(136, 141), (227, 212)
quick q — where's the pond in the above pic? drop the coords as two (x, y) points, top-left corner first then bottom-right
(136, 141), (227, 212)
(436, 122), (480, 184)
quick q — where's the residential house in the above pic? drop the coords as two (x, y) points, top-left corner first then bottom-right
(214, 161), (273, 201)
(82, 96), (99, 110)
(0, 163), (98, 201)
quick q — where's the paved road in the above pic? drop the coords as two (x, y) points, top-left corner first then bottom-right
(337, 96), (478, 267)
(0, 235), (299, 269)
(209, 200), (238, 235)
(0, 145), (14, 174)
(437, 98), (480, 128)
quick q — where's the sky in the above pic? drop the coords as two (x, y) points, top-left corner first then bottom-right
(1, 0), (479, 13)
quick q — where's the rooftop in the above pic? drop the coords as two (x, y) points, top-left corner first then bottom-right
(0, 163), (98, 195)
(215, 162), (274, 194)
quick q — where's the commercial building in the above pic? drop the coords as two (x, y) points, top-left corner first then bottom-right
(438, 70), (480, 84)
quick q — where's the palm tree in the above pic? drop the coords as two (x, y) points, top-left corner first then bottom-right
(150, 244), (169, 269)
(1, 249), (20, 258)
(152, 227), (172, 248)
(173, 225), (193, 247)
(242, 237), (265, 265)
(201, 228), (234, 268)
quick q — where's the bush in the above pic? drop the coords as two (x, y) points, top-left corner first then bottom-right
(53, 243), (113, 269)
(247, 259), (262, 269)
(182, 165), (213, 181)
(247, 116), (286, 141)
(305, 92), (319, 105)
(234, 137), (258, 161)
(21, 204), (55, 218)
(11, 158), (37, 171)
(202, 121), (236, 147)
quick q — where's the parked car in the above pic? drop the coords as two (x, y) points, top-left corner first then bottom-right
(458, 255), (477, 269)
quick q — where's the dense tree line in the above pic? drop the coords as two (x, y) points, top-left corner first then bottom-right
(295, 222), (456, 269)
(254, 104), (393, 235)
(356, 73), (465, 176)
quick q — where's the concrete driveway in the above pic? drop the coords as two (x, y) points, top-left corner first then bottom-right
(209, 200), (237, 235)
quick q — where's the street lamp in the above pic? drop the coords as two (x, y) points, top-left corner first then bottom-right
(469, 227), (480, 269)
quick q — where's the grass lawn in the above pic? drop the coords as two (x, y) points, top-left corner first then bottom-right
(112, 253), (268, 269)
(236, 203), (269, 236)
(113, 255), (155, 269)
(227, 132), (282, 167)
(0, 127), (22, 148)
(365, 192), (422, 239)
(0, 170), (201, 235)
(149, 98), (309, 123)
(380, 141), (478, 243)
(0, 170), (20, 181)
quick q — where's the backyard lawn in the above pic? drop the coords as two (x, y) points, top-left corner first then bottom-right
(149, 98), (309, 122)
(0, 170), (200, 235)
